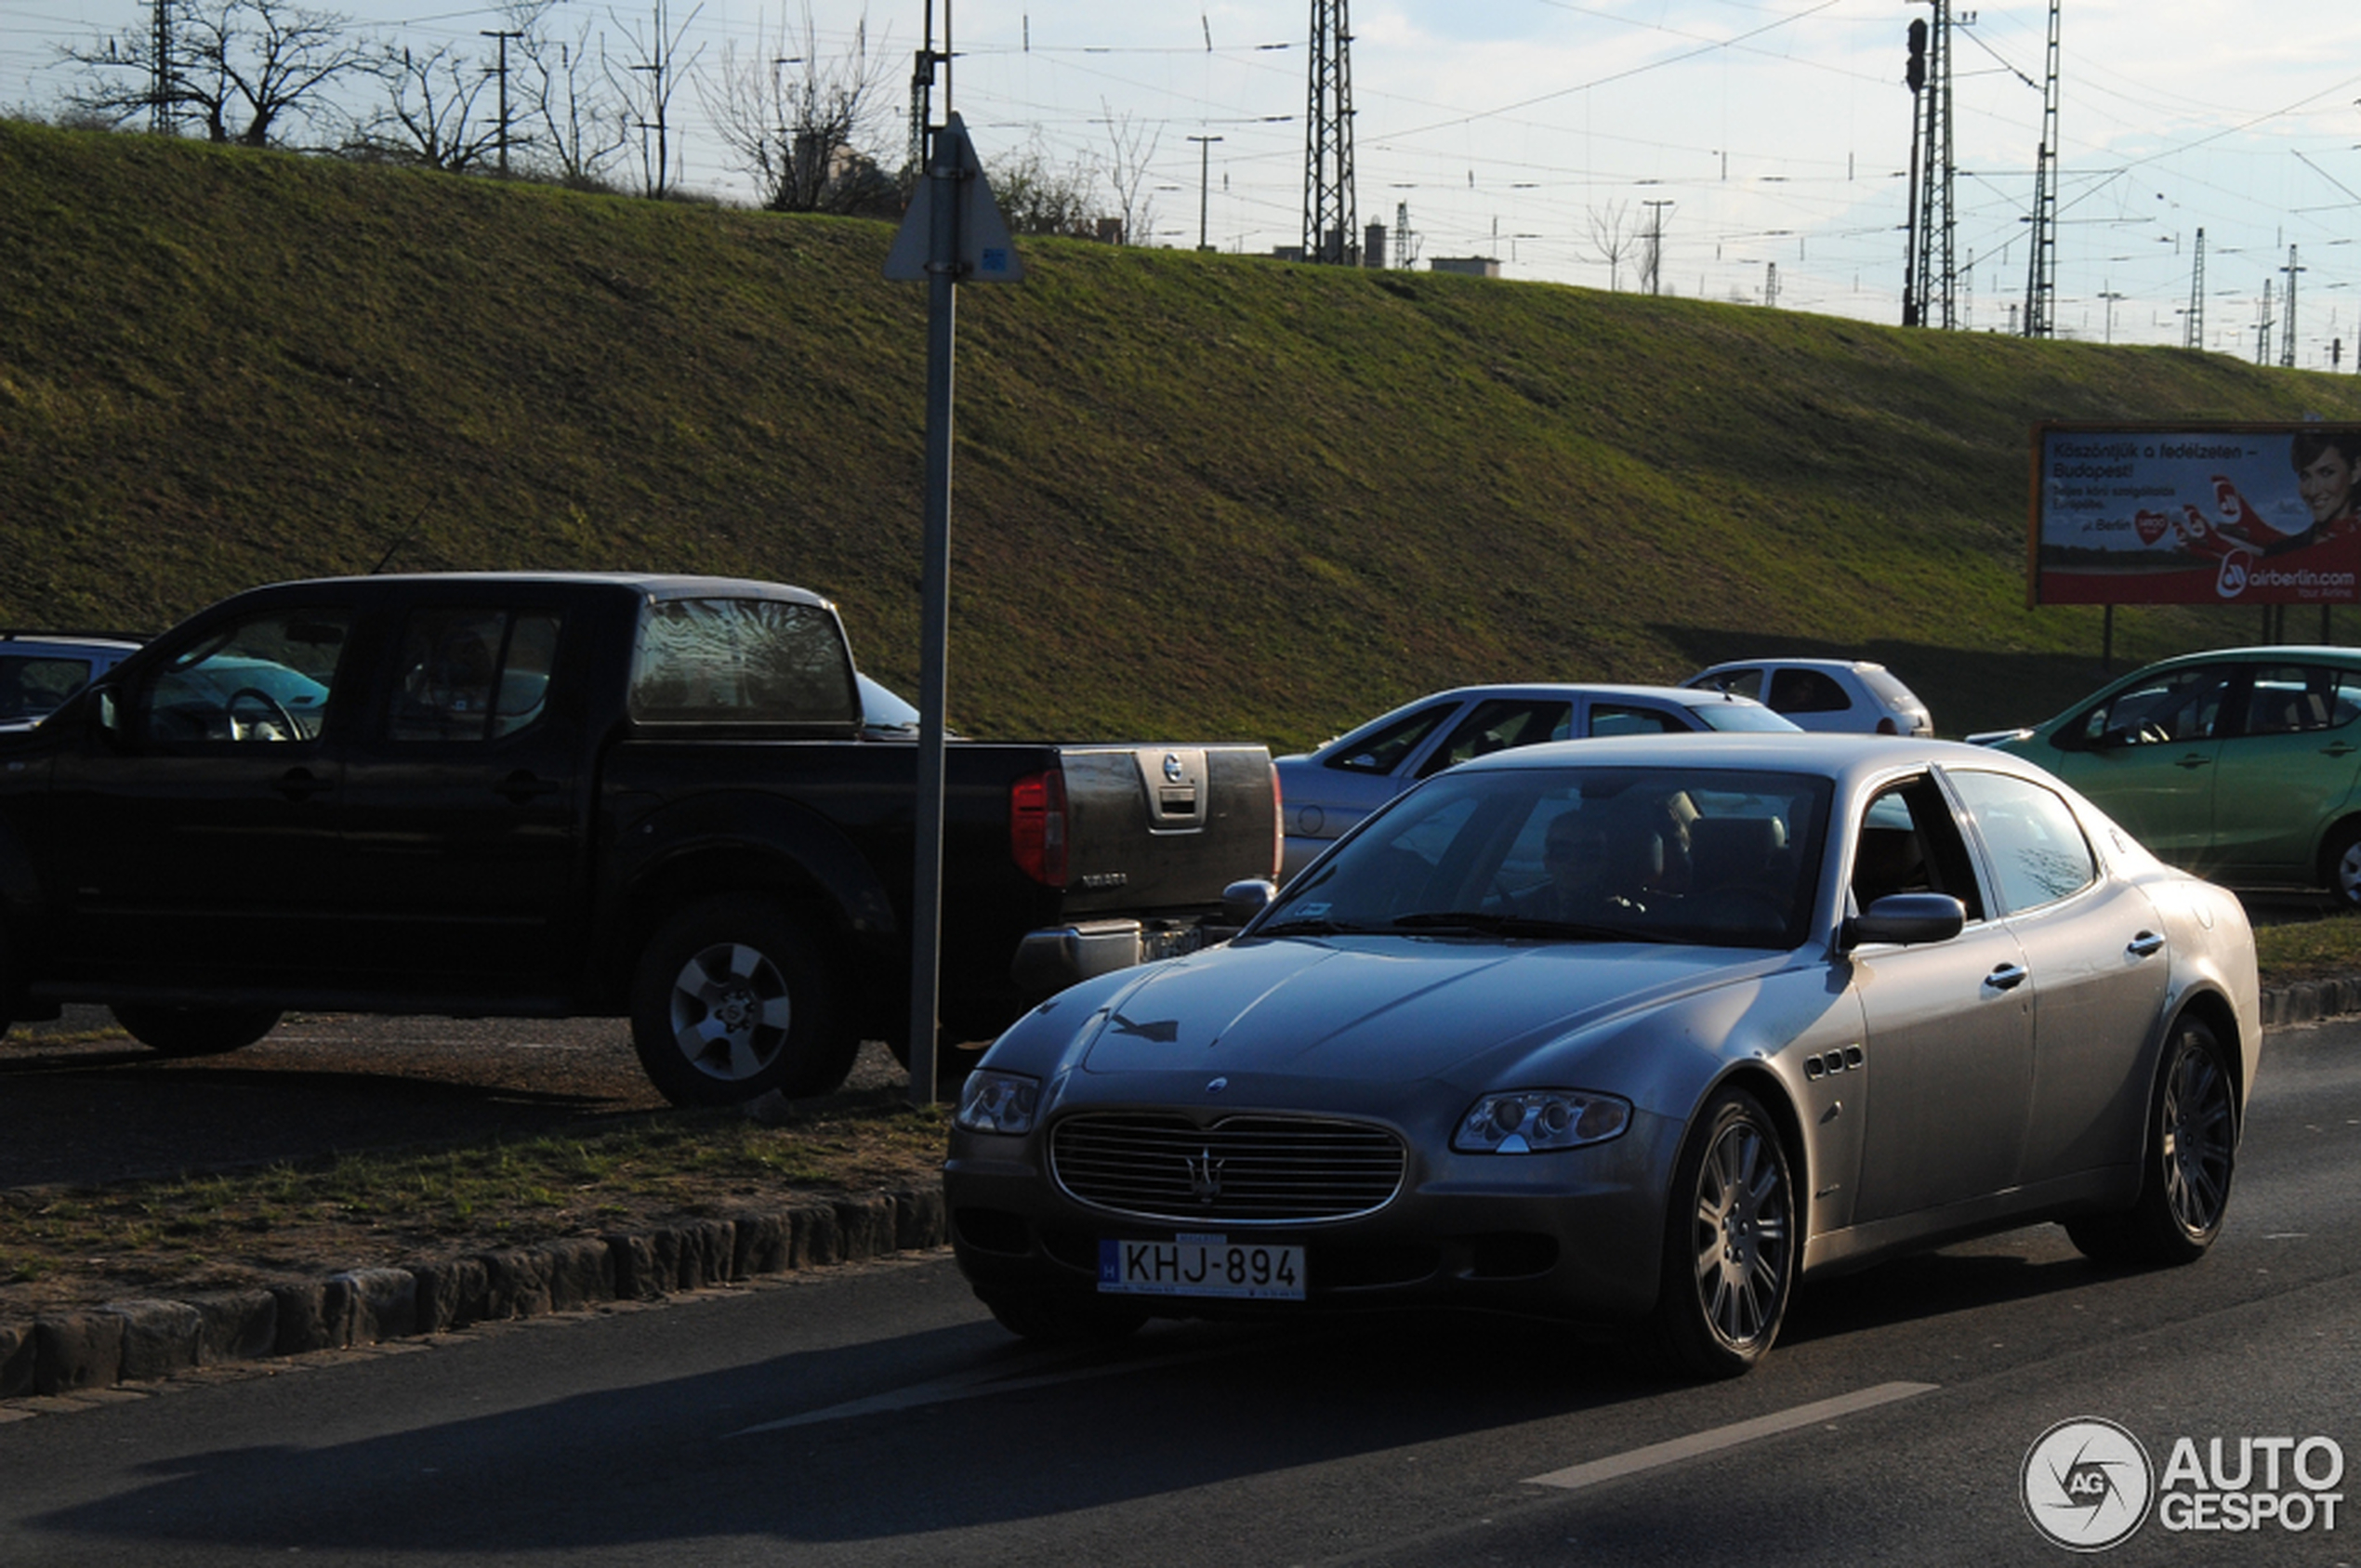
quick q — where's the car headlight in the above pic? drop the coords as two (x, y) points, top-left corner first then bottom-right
(1453, 1089), (1632, 1153)
(954, 1069), (1041, 1135)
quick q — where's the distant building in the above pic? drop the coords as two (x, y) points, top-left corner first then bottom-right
(1431, 256), (1502, 280)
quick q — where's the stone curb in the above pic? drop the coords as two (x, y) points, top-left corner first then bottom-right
(1, 1186), (945, 1402)
(2255, 977), (2361, 1029)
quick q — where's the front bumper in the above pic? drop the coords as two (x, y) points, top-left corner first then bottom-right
(943, 1108), (1682, 1326)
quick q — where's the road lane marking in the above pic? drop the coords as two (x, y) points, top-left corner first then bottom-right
(729, 1341), (1266, 1436)
(1523, 1380), (1940, 1491)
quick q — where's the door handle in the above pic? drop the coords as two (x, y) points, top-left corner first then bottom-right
(2173, 753), (2212, 771)
(495, 770), (563, 804)
(2323, 743), (2356, 758)
(271, 768), (332, 802)
(2127, 930), (2166, 957)
(1985, 963), (2028, 993)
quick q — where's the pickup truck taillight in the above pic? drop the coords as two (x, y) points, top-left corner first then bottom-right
(1010, 769), (1069, 888)
(1270, 762), (1284, 878)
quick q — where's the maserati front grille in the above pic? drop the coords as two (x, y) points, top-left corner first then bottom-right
(1049, 1113), (1405, 1223)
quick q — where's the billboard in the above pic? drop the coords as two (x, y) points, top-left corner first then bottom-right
(2029, 423), (2361, 606)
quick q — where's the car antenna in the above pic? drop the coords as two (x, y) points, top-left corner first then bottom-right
(368, 507), (430, 574)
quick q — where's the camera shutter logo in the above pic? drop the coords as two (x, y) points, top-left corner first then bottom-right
(2023, 1417), (2154, 1552)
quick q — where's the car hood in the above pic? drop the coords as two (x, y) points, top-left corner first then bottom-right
(1074, 934), (1769, 1087)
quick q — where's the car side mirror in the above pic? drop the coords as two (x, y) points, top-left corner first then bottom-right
(1222, 878), (1278, 928)
(1842, 891), (1966, 951)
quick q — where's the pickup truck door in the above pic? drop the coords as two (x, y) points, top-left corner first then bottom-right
(336, 603), (587, 999)
(43, 603), (356, 987)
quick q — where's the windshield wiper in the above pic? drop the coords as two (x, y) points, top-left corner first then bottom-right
(1255, 916), (1396, 937)
(1389, 910), (1654, 942)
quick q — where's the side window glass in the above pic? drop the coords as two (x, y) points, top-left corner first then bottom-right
(2241, 664), (2335, 736)
(629, 598), (855, 727)
(1418, 699), (1575, 776)
(1589, 703), (1685, 737)
(1328, 703), (1455, 776)
(1768, 667), (1850, 714)
(1852, 774), (1985, 921)
(2337, 672), (2361, 731)
(2078, 665), (2231, 746)
(1702, 667), (1762, 701)
(1948, 770), (2097, 914)
(140, 610), (347, 744)
(0, 656), (93, 721)
(389, 609), (564, 743)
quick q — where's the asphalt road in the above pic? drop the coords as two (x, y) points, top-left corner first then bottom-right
(1, 1020), (2354, 1567)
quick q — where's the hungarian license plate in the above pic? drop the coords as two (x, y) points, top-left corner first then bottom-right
(1098, 1233), (1306, 1300)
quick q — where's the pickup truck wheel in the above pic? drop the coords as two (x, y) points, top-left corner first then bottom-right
(111, 1004), (284, 1057)
(631, 898), (858, 1105)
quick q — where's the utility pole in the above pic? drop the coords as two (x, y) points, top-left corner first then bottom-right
(481, 30), (523, 175)
(2098, 283), (2124, 344)
(2185, 227), (2206, 349)
(1642, 199), (1674, 296)
(1302, 0), (1356, 263)
(2257, 279), (2275, 365)
(145, 0), (177, 133)
(2281, 246), (2304, 368)
(1902, 17), (1925, 326)
(2023, 0), (2059, 337)
(1904, 3), (1963, 328)
(1188, 134), (1222, 251)
(1395, 199), (1415, 269)
(907, 0), (947, 182)
(1765, 261), (1779, 309)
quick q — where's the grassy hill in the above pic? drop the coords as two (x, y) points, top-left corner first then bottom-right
(7, 119), (2361, 750)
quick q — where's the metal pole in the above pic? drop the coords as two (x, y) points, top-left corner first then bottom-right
(906, 120), (961, 1107)
(1188, 134), (1222, 252)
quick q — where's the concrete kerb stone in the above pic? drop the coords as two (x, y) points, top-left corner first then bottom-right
(5, 1188), (948, 1401)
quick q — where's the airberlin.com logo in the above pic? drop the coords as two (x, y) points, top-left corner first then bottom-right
(2022, 1417), (2347, 1551)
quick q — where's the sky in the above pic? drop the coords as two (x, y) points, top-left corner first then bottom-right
(6, 0), (2361, 361)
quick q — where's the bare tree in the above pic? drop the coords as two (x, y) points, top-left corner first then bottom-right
(65, 0), (372, 147)
(503, 2), (631, 189)
(1586, 201), (1638, 292)
(699, 5), (895, 214)
(1098, 100), (1161, 245)
(607, 0), (703, 199)
(987, 134), (1100, 238)
(348, 42), (502, 171)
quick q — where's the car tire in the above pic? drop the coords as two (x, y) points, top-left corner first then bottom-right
(1650, 1085), (1797, 1379)
(2064, 1015), (2237, 1267)
(2323, 822), (2361, 912)
(980, 1290), (1150, 1344)
(629, 896), (858, 1106)
(110, 1003), (283, 1058)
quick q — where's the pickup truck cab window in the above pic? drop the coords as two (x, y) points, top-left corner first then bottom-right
(389, 609), (562, 742)
(629, 597), (855, 727)
(138, 609), (348, 744)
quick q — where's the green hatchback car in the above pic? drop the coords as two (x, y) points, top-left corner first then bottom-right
(1977, 646), (2361, 907)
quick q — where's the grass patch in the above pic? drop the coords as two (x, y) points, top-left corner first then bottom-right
(2253, 916), (2361, 984)
(0, 1087), (944, 1319)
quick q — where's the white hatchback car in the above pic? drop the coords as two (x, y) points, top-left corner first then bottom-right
(1683, 658), (1933, 737)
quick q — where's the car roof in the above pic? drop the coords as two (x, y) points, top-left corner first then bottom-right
(1452, 730), (2040, 791)
(0, 632), (145, 653)
(1382, 681), (1773, 706)
(222, 573), (836, 609)
(1693, 656), (1886, 675)
(2122, 644), (2361, 672)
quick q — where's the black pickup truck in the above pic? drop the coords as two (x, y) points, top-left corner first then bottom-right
(0, 573), (1279, 1102)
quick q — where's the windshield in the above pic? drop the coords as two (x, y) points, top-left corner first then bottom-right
(1263, 764), (1831, 949)
(1690, 701), (1802, 733)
